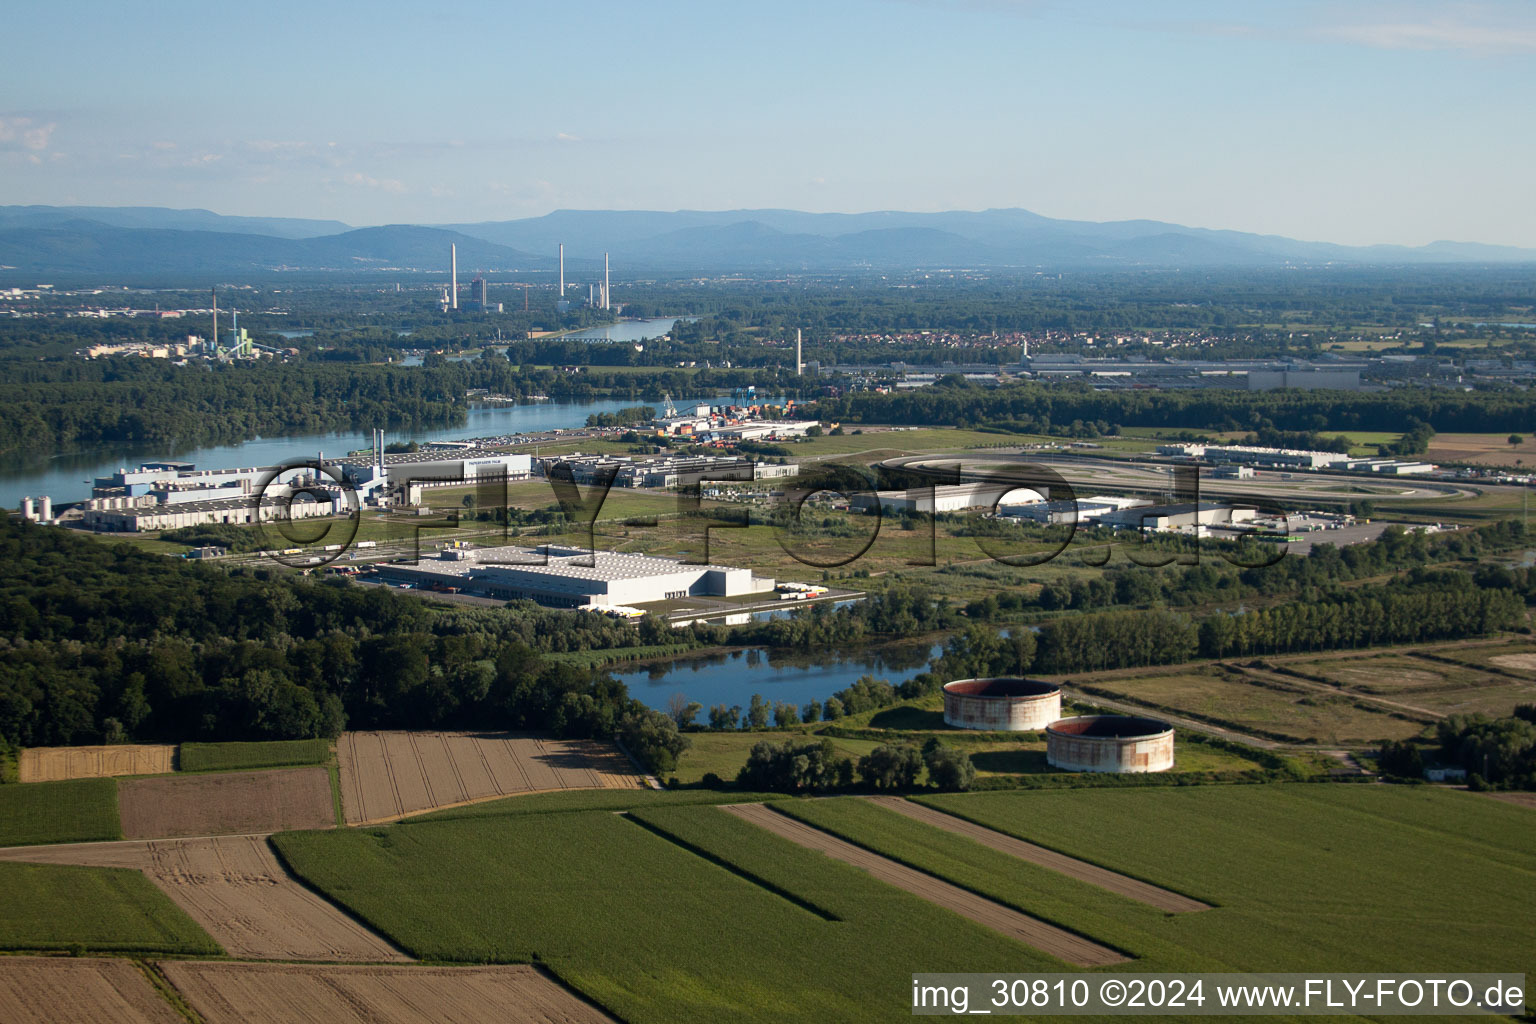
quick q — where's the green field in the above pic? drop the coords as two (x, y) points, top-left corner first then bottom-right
(403, 785), (789, 823)
(273, 784), (1536, 1021)
(0, 778), (121, 847)
(178, 738), (332, 772)
(1067, 665), (1428, 745)
(273, 802), (1042, 1024)
(0, 861), (221, 955)
(915, 785), (1536, 979)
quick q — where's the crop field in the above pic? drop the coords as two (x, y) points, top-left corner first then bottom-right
(721, 801), (1129, 966)
(917, 785), (1536, 979)
(1276, 650), (1536, 717)
(0, 861), (219, 955)
(0, 777), (121, 847)
(1424, 639), (1536, 677)
(18, 743), (175, 782)
(336, 730), (643, 825)
(272, 804), (1063, 1024)
(0, 835), (406, 961)
(118, 766), (335, 839)
(274, 785), (1536, 1020)
(1064, 665), (1426, 745)
(0, 956), (183, 1024)
(1427, 432), (1536, 467)
(178, 738), (331, 773)
(159, 962), (619, 1024)
(861, 796), (1209, 912)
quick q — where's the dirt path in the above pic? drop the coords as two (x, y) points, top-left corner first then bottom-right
(158, 961), (617, 1024)
(864, 797), (1209, 913)
(0, 956), (182, 1024)
(0, 835), (408, 962)
(1479, 791), (1536, 811)
(722, 803), (1128, 967)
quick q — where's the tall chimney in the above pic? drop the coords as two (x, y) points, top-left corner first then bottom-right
(211, 288), (218, 350)
(450, 244), (458, 310)
(796, 329), (803, 376)
(604, 252), (610, 311)
(558, 243), (565, 297)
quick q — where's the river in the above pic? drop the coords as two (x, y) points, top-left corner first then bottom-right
(0, 395), (712, 509)
(616, 640), (942, 715)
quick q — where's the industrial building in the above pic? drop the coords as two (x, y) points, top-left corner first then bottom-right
(996, 493), (1149, 525)
(532, 452), (797, 490)
(82, 494), (336, 533)
(373, 544), (775, 610)
(1046, 716), (1175, 773)
(942, 678), (1062, 731)
(1159, 443), (1435, 476)
(1095, 502), (1258, 531)
(850, 482), (1014, 515)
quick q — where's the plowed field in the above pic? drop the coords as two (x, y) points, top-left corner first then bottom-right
(19, 744), (175, 782)
(337, 731), (642, 824)
(159, 961), (617, 1024)
(0, 956), (181, 1024)
(118, 767), (334, 839)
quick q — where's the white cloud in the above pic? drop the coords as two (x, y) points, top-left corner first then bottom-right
(1319, 16), (1536, 53)
(338, 171), (406, 193)
(0, 116), (56, 152)
(556, 132), (581, 143)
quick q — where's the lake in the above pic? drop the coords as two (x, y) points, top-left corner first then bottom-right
(563, 317), (692, 344)
(0, 395), (712, 509)
(616, 640), (942, 714)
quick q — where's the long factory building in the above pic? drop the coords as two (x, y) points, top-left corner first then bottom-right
(373, 544), (777, 610)
(81, 441), (533, 532)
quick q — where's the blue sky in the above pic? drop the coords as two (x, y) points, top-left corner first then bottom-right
(2, 0), (1534, 246)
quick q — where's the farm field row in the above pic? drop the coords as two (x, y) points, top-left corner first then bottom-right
(0, 834), (405, 961)
(337, 730), (644, 825)
(0, 957), (617, 1024)
(270, 783), (1536, 1022)
(15, 737), (330, 783)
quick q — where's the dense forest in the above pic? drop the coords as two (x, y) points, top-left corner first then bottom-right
(809, 377), (1536, 435)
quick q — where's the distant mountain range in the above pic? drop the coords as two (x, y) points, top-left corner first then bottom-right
(2, 204), (1533, 280)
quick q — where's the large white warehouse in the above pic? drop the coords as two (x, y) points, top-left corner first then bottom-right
(374, 544), (776, 610)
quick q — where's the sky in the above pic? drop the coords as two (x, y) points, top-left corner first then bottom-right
(2, 0), (1534, 247)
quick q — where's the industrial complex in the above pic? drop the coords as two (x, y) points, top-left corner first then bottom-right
(372, 543), (776, 610)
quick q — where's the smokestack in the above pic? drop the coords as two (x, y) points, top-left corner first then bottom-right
(211, 288), (218, 350)
(558, 243), (565, 297)
(450, 244), (458, 310)
(604, 252), (610, 311)
(796, 329), (803, 376)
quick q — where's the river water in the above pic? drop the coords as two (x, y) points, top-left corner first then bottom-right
(617, 640), (942, 715)
(0, 395), (710, 509)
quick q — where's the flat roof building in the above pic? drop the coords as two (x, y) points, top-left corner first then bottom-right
(373, 544), (775, 610)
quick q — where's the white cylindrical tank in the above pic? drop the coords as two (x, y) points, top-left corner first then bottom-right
(942, 678), (1062, 731)
(1046, 716), (1175, 773)
(39, 495), (52, 521)
(21, 496), (35, 521)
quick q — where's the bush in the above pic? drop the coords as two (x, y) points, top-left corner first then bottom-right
(857, 744), (923, 790)
(736, 738), (852, 792)
(921, 739), (976, 791)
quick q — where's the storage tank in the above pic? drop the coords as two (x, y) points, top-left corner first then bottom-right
(20, 497), (35, 521)
(1046, 715), (1174, 773)
(942, 677), (1062, 731)
(38, 495), (52, 521)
